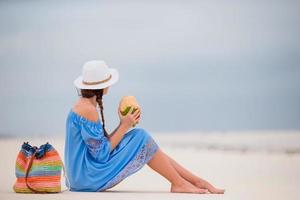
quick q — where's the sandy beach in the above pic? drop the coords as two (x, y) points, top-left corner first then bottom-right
(1, 131), (300, 200)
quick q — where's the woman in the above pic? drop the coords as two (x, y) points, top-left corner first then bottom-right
(64, 60), (225, 194)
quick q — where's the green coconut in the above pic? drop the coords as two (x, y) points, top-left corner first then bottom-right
(119, 96), (140, 126)
(120, 106), (139, 116)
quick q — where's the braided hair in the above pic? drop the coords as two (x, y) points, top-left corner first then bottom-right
(79, 89), (109, 137)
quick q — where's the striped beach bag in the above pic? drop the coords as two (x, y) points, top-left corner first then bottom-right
(13, 142), (68, 193)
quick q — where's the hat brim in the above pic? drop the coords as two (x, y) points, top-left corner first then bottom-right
(74, 68), (119, 89)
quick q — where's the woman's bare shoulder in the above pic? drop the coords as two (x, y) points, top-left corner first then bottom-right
(72, 103), (99, 122)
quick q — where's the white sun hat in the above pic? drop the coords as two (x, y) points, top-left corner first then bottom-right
(74, 60), (119, 89)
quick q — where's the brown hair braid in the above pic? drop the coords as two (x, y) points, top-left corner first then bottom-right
(79, 89), (109, 137)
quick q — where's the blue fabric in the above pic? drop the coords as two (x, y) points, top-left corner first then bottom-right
(64, 109), (159, 192)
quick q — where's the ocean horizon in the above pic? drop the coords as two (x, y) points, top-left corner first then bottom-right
(2, 131), (300, 155)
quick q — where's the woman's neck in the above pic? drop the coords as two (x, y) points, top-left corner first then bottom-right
(80, 96), (97, 107)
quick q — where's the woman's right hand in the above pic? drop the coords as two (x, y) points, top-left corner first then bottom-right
(118, 107), (141, 130)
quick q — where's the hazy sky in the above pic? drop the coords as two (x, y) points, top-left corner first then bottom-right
(0, 0), (299, 136)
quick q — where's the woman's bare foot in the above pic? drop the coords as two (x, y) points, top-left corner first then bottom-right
(194, 180), (225, 194)
(171, 180), (208, 194)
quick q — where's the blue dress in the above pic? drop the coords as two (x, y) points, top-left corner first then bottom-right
(64, 109), (159, 192)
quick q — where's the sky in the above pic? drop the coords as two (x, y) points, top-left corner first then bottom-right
(0, 0), (299, 136)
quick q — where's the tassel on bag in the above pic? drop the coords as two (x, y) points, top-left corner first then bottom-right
(13, 142), (69, 193)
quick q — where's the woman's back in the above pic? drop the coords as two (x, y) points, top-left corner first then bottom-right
(64, 101), (111, 191)
(72, 99), (99, 122)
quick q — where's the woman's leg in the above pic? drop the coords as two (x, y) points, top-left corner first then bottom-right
(162, 152), (225, 194)
(147, 148), (208, 194)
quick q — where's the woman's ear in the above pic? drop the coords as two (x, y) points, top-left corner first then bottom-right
(103, 87), (109, 95)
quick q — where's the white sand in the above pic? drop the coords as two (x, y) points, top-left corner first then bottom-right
(1, 131), (300, 200)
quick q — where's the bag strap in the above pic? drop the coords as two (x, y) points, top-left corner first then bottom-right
(25, 151), (47, 194)
(25, 151), (70, 193)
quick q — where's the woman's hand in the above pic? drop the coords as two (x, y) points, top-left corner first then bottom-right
(109, 107), (141, 151)
(118, 107), (141, 130)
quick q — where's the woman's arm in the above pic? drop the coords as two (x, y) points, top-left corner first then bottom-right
(108, 107), (141, 151)
(108, 123), (128, 150)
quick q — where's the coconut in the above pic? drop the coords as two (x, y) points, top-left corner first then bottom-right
(119, 96), (140, 126)
(119, 96), (140, 115)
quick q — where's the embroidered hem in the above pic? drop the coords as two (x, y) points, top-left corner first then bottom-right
(97, 136), (158, 191)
